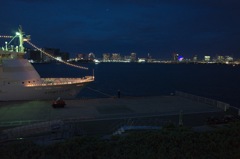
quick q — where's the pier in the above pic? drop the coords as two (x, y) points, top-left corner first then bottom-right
(0, 95), (223, 126)
(0, 94), (229, 140)
(1, 92), (240, 144)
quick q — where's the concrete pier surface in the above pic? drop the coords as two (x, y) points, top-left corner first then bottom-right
(0, 96), (222, 127)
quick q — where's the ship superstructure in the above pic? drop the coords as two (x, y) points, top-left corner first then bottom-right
(0, 27), (94, 101)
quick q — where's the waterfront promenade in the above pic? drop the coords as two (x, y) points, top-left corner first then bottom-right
(0, 95), (222, 127)
(0, 95), (230, 143)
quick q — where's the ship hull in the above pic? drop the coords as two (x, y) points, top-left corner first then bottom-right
(0, 58), (94, 101)
(1, 28), (94, 101)
(0, 83), (89, 101)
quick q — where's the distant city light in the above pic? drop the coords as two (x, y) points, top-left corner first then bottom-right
(178, 56), (184, 61)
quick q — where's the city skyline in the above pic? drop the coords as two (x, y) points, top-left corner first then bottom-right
(1, 0), (240, 58)
(27, 47), (236, 64)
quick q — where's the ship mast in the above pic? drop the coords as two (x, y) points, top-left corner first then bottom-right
(16, 26), (24, 53)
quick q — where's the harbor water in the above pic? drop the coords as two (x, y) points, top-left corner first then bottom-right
(33, 62), (240, 108)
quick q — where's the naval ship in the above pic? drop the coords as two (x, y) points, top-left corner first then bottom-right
(0, 27), (94, 101)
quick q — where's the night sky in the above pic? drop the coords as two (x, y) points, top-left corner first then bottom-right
(1, 0), (240, 59)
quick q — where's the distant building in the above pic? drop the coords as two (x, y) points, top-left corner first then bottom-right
(193, 55), (198, 62)
(60, 52), (69, 61)
(43, 48), (60, 62)
(88, 52), (95, 61)
(146, 53), (154, 63)
(138, 58), (146, 63)
(215, 55), (224, 63)
(29, 49), (42, 62)
(103, 53), (110, 62)
(111, 53), (121, 61)
(124, 55), (131, 62)
(43, 48), (60, 56)
(204, 56), (211, 62)
(28, 47), (69, 62)
(173, 53), (179, 62)
(77, 53), (86, 60)
(130, 52), (137, 62)
(147, 53), (152, 59)
(225, 56), (233, 62)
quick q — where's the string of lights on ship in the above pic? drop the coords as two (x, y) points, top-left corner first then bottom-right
(0, 34), (88, 70)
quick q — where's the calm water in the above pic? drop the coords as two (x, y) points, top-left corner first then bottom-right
(33, 62), (240, 107)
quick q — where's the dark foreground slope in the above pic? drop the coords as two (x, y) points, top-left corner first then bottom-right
(1, 122), (240, 159)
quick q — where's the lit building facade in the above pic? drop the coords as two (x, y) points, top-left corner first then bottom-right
(204, 56), (211, 62)
(111, 53), (121, 61)
(130, 52), (137, 62)
(225, 56), (233, 62)
(88, 52), (95, 61)
(103, 53), (110, 62)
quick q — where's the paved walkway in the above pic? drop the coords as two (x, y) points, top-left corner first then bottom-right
(0, 96), (222, 125)
(0, 96), (228, 142)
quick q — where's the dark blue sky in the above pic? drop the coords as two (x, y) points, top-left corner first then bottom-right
(1, 0), (240, 59)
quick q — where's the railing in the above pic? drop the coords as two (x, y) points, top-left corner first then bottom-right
(176, 91), (240, 117)
(175, 91), (230, 111)
(0, 120), (64, 141)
